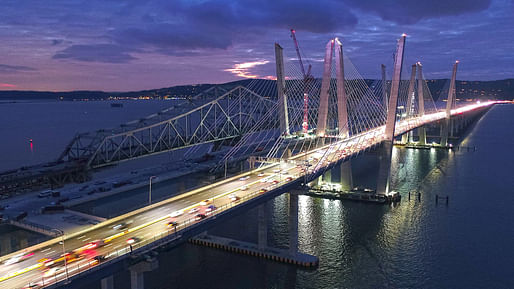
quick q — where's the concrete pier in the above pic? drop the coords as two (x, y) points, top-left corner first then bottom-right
(288, 194), (298, 257)
(128, 257), (158, 289)
(100, 275), (114, 289)
(376, 141), (393, 194)
(339, 161), (353, 191)
(257, 204), (267, 250)
(323, 170), (332, 183)
(315, 175), (322, 186)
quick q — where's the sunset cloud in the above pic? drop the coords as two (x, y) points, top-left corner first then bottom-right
(0, 83), (17, 88)
(224, 60), (270, 79)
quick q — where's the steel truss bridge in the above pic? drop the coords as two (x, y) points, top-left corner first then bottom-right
(0, 86), (277, 195)
(59, 86), (276, 168)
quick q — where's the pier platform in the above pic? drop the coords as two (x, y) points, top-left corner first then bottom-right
(189, 234), (319, 268)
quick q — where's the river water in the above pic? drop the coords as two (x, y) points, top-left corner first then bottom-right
(1, 100), (513, 288)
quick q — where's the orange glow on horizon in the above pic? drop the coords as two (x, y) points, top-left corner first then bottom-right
(0, 83), (17, 88)
(224, 60), (270, 79)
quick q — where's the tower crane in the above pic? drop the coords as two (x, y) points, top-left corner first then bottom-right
(290, 29), (314, 133)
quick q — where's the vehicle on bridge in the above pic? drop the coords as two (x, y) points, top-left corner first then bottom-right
(229, 194), (240, 202)
(3, 252), (34, 265)
(206, 205), (217, 213)
(170, 210), (183, 218)
(200, 199), (212, 206)
(126, 237), (142, 245)
(112, 221), (132, 231)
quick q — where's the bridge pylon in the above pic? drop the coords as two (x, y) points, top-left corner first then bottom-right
(417, 62), (427, 145)
(335, 38), (350, 138)
(275, 43), (290, 135)
(381, 64), (388, 112)
(316, 38), (350, 139)
(316, 39), (335, 136)
(441, 61), (459, 147)
(402, 64), (417, 144)
(377, 34), (406, 194)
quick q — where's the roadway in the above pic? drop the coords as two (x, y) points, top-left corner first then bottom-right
(0, 101), (497, 289)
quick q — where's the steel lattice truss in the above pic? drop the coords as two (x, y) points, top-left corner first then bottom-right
(58, 86), (275, 168)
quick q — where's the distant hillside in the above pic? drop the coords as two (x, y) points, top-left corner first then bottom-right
(0, 78), (512, 101)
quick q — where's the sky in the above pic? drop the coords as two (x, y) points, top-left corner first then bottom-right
(0, 0), (512, 91)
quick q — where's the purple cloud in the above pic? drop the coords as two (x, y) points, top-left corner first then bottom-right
(53, 44), (137, 63)
(345, 0), (492, 24)
(0, 64), (36, 73)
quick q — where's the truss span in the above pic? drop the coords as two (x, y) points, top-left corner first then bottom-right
(58, 86), (275, 168)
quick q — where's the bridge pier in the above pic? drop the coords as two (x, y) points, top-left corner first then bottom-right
(339, 161), (353, 191)
(376, 141), (393, 194)
(315, 175), (322, 187)
(288, 194), (298, 256)
(128, 256), (159, 289)
(100, 275), (114, 289)
(323, 170), (332, 184)
(258, 203), (267, 250)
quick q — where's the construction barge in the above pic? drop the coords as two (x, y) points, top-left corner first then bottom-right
(305, 186), (401, 204)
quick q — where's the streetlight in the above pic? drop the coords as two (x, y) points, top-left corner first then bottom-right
(51, 228), (69, 283)
(149, 176), (157, 205)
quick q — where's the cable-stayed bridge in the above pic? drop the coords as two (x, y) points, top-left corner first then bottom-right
(0, 34), (504, 289)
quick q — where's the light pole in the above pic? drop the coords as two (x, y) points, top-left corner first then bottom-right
(51, 228), (68, 283)
(149, 176), (157, 205)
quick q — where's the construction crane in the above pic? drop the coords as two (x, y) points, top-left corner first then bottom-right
(290, 29), (314, 133)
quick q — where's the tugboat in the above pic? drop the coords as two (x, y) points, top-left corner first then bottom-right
(307, 185), (401, 204)
(347, 187), (401, 203)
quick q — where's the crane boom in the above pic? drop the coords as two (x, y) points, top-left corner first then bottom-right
(290, 29), (306, 77)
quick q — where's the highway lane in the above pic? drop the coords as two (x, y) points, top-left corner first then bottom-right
(1, 102), (496, 288)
